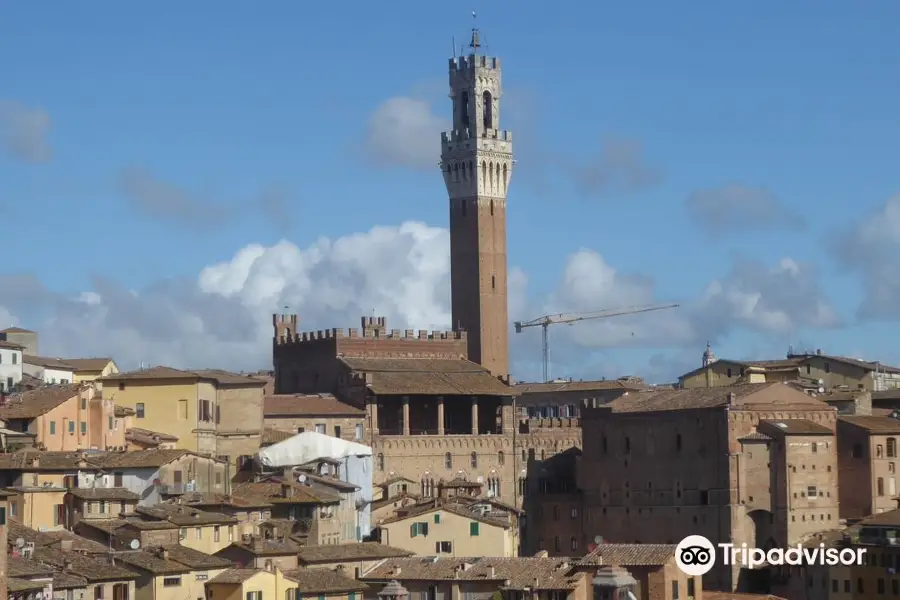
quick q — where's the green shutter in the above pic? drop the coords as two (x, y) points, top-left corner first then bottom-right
(0, 507), (6, 525)
(470, 522), (480, 536)
(410, 523), (418, 537)
(422, 522), (429, 536)
(434, 513), (441, 524)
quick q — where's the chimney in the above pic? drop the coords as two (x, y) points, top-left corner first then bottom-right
(727, 392), (736, 405)
(282, 483), (293, 498)
(533, 577), (540, 588)
(391, 566), (402, 576)
(817, 349), (823, 356)
(59, 539), (74, 552)
(63, 560), (74, 572)
(160, 548), (170, 561)
(488, 566), (495, 578)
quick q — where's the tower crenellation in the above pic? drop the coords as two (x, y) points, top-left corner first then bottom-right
(441, 28), (513, 379)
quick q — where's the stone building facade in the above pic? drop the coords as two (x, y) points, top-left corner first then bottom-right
(836, 415), (900, 518)
(578, 382), (839, 592)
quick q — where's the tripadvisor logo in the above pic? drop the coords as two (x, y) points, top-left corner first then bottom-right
(675, 535), (867, 576)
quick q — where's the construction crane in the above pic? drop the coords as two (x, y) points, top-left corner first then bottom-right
(514, 304), (680, 382)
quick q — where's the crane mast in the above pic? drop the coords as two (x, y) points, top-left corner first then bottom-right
(513, 303), (680, 382)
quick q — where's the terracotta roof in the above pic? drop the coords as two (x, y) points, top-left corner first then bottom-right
(8, 578), (48, 593)
(859, 508), (900, 527)
(294, 469), (359, 492)
(839, 415), (900, 434)
(60, 358), (115, 372)
(261, 428), (295, 445)
(89, 448), (195, 469)
(32, 547), (139, 582)
(125, 427), (179, 446)
(134, 504), (237, 525)
(361, 557), (583, 590)
(209, 568), (264, 584)
(380, 500), (510, 529)
(515, 379), (648, 394)
(219, 538), (302, 556)
(284, 568), (369, 593)
(264, 393), (366, 417)
(759, 419), (834, 436)
(118, 545), (234, 574)
(0, 384), (83, 419)
(192, 369), (268, 386)
(232, 478), (342, 505)
(342, 357), (517, 396)
(8, 519), (56, 547)
(602, 383), (829, 414)
(8, 555), (55, 577)
(178, 491), (274, 509)
(68, 487), (141, 501)
(43, 529), (112, 553)
(0, 326), (33, 333)
(576, 544), (676, 566)
(738, 432), (772, 442)
(297, 542), (414, 564)
(116, 550), (192, 575)
(0, 339), (25, 349)
(0, 450), (98, 470)
(23, 355), (77, 370)
(120, 518), (180, 531)
(99, 366), (264, 386)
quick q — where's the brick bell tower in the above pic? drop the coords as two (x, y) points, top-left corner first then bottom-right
(440, 26), (513, 378)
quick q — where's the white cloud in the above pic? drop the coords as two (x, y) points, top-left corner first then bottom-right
(0, 100), (52, 163)
(832, 194), (900, 319)
(364, 97), (449, 170)
(0, 222), (839, 382)
(684, 184), (805, 234)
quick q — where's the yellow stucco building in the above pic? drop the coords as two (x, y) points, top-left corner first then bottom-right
(99, 366), (266, 467)
(379, 504), (516, 557)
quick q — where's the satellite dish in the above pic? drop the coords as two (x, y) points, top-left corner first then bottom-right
(297, 474), (308, 484)
(15, 537), (25, 548)
(594, 535), (604, 545)
(129, 539), (141, 550)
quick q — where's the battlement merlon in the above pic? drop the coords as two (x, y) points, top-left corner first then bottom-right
(441, 129), (513, 145)
(449, 54), (501, 72)
(273, 315), (467, 346)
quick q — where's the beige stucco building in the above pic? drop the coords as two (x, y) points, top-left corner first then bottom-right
(379, 503), (516, 557)
(99, 366), (266, 469)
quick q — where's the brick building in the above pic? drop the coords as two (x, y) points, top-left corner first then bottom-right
(836, 415), (900, 518)
(578, 383), (839, 592)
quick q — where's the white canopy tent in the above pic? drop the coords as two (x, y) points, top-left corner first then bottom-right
(256, 431), (373, 539)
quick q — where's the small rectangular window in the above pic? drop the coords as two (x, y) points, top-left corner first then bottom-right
(80, 422), (87, 435)
(136, 403), (145, 418)
(68, 421), (75, 434)
(50, 421), (56, 435)
(469, 522), (480, 536)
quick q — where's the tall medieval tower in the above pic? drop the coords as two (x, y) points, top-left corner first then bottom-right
(441, 29), (513, 378)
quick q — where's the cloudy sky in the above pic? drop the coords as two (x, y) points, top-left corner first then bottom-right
(3, 2), (900, 383)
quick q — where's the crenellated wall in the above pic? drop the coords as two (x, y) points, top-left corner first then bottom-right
(272, 314), (468, 394)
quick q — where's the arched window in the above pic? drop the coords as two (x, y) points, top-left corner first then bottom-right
(470, 452), (478, 468)
(483, 91), (493, 129)
(878, 477), (885, 496)
(498, 451), (505, 465)
(444, 452), (452, 469)
(889, 438), (897, 458)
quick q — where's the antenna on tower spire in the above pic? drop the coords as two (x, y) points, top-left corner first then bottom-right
(469, 10), (481, 52)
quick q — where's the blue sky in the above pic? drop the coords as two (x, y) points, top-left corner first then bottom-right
(3, 2), (900, 382)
